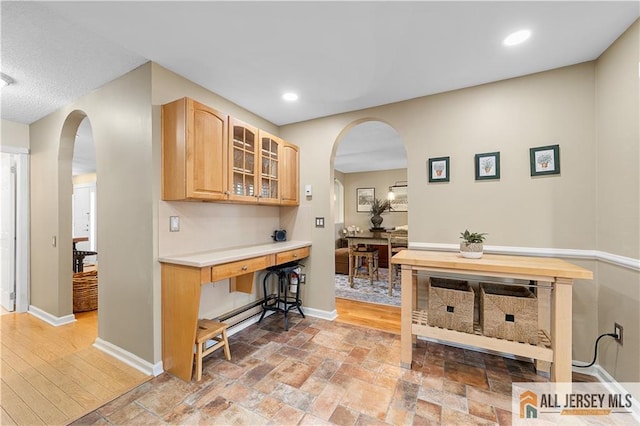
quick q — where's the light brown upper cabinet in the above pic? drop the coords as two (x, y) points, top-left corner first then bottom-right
(162, 97), (299, 205)
(258, 130), (282, 205)
(280, 142), (299, 206)
(227, 117), (259, 203)
(162, 98), (228, 201)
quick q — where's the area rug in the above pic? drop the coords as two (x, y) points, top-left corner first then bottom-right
(334, 267), (401, 306)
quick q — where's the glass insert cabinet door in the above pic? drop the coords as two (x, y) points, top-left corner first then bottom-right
(229, 118), (258, 201)
(259, 130), (281, 203)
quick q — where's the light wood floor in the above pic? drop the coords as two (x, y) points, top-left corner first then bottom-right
(335, 297), (401, 334)
(1, 310), (150, 425)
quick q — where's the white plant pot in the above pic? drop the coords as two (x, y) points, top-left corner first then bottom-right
(460, 242), (483, 259)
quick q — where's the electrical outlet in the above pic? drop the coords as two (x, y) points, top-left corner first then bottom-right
(614, 323), (623, 345)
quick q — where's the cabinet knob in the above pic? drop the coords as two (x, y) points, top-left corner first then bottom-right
(241, 265), (248, 271)
(293, 253), (298, 258)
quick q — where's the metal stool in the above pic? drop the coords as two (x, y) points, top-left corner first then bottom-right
(259, 261), (305, 330)
(194, 319), (230, 381)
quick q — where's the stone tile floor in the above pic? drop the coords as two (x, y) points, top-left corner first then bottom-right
(71, 314), (595, 425)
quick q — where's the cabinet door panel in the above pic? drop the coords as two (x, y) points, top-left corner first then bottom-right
(162, 98), (227, 201)
(281, 142), (299, 205)
(228, 117), (259, 202)
(258, 130), (281, 205)
(187, 104), (227, 199)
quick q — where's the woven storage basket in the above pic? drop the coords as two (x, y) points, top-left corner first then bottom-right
(73, 270), (98, 312)
(427, 277), (474, 333)
(480, 283), (537, 344)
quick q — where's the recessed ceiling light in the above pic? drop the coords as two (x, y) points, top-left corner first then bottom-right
(0, 72), (14, 88)
(503, 29), (531, 47)
(282, 92), (298, 101)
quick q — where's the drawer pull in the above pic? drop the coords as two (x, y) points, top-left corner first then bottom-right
(293, 253), (298, 258)
(241, 265), (248, 271)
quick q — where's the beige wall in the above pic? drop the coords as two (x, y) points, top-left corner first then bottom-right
(281, 63), (599, 321)
(342, 169), (408, 231)
(595, 20), (639, 383)
(281, 20), (639, 383)
(29, 63), (156, 361)
(1, 119), (29, 150)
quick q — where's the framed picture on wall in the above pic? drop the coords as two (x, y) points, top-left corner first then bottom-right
(428, 156), (450, 182)
(356, 187), (375, 212)
(475, 152), (501, 180)
(389, 185), (408, 212)
(530, 144), (560, 176)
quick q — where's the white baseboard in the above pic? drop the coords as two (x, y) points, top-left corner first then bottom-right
(94, 338), (162, 377)
(303, 306), (338, 321)
(577, 364), (640, 421)
(28, 305), (75, 326)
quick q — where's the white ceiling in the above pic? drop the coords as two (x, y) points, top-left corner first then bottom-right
(2, 1), (638, 174)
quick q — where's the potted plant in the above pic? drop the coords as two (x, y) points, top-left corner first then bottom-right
(459, 229), (487, 259)
(369, 198), (391, 230)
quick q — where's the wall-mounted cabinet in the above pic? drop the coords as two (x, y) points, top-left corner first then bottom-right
(162, 98), (228, 201)
(162, 97), (299, 205)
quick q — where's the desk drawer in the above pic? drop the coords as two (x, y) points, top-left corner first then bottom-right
(211, 255), (271, 282)
(276, 246), (310, 265)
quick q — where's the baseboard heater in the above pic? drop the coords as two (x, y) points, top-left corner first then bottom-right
(215, 294), (277, 328)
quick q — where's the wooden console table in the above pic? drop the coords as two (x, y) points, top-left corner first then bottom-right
(391, 250), (593, 382)
(159, 241), (311, 381)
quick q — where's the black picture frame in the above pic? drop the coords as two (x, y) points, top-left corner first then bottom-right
(475, 151), (501, 180)
(530, 145), (560, 176)
(428, 156), (450, 182)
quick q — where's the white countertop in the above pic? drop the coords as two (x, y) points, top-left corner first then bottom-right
(158, 240), (312, 268)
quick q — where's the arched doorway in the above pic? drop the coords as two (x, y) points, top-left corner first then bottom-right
(60, 111), (99, 322)
(331, 120), (407, 330)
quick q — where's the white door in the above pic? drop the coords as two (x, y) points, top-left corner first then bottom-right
(0, 153), (16, 311)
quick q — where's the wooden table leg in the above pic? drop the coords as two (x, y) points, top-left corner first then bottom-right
(551, 278), (573, 382)
(535, 281), (552, 375)
(400, 264), (413, 368)
(348, 247), (354, 287)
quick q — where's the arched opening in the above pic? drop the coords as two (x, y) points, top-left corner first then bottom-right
(60, 111), (99, 326)
(331, 120), (408, 326)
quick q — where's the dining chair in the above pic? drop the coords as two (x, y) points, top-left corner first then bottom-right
(387, 231), (408, 295)
(348, 245), (379, 286)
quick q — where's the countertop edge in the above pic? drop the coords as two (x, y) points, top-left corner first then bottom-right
(158, 241), (312, 268)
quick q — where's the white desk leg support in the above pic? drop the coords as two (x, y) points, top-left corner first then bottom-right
(551, 277), (573, 382)
(400, 264), (413, 369)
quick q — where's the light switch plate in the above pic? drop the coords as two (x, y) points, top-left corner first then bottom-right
(169, 216), (180, 232)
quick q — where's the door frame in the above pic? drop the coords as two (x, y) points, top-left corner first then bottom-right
(1, 146), (30, 312)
